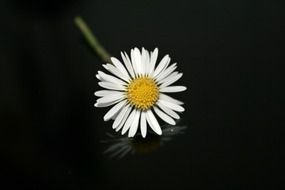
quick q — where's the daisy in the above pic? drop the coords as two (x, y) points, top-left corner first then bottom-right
(94, 47), (186, 138)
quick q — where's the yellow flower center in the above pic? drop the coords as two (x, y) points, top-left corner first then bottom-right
(127, 77), (159, 110)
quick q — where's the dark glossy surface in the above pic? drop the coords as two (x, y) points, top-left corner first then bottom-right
(1, 0), (284, 189)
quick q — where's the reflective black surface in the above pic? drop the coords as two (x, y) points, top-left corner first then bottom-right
(1, 0), (284, 189)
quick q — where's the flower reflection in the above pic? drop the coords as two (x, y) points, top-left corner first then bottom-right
(102, 121), (187, 159)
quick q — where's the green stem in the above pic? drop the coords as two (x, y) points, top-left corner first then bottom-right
(74, 16), (111, 63)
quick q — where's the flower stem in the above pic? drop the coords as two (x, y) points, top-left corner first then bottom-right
(74, 16), (111, 63)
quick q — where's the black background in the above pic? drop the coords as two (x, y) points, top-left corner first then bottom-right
(1, 0), (284, 189)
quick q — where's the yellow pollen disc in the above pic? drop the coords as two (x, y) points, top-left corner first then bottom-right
(127, 77), (159, 110)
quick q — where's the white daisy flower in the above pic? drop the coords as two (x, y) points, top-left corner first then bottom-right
(94, 47), (187, 138)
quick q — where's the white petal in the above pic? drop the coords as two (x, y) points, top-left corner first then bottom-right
(121, 52), (135, 78)
(160, 86), (187, 93)
(159, 93), (184, 105)
(148, 48), (158, 75)
(141, 48), (150, 75)
(103, 100), (127, 121)
(155, 63), (177, 82)
(153, 107), (176, 125)
(121, 108), (136, 135)
(96, 93), (124, 105)
(111, 109), (120, 120)
(140, 48), (146, 75)
(160, 73), (183, 88)
(96, 74), (102, 80)
(115, 106), (132, 131)
(157, 101), (180, 119)
(94, 90), (122, 97)
(140, 112), (147, 138)
(98, 82), (125, 91)
(103, 64), (130, 82)
(158, 71), (178, 84)
(112, 104), (130, 129)
(98, 71), (127, 86)
(130, 49), (139, 76)
(94, 98), (123, 108)
(159, 99), (185, 112)
(133, 47), (142, 75)
(110, 57), (130, 79)
(152, 54), (170, 78)
(128, 110), (141, 137)
(145, 109), (162, 135)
